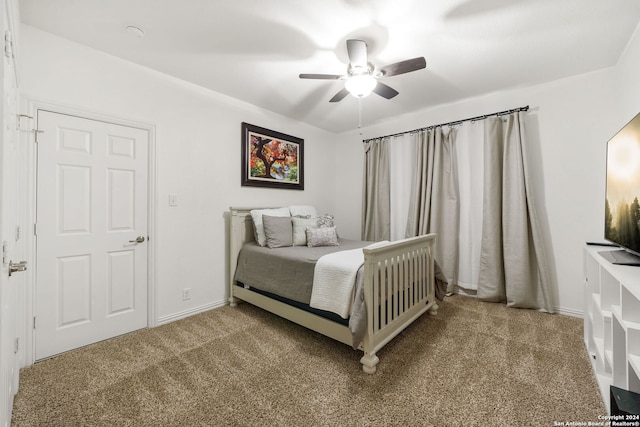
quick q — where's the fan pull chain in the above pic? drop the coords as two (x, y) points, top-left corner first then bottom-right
(358, 98), (363, 135)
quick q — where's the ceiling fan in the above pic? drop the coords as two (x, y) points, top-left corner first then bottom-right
(299, 39), (426, 102)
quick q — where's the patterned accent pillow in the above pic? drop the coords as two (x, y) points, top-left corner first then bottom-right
(306, 226), (339, 247)
(317, 214), (335, 228)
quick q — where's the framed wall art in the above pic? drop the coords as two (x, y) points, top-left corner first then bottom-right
(241, 122), (304, 190)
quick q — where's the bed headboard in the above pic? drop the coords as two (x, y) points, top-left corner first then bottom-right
(228, 207), (273, 302)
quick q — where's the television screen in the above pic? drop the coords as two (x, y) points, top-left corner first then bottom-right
(603, 112), (640, 265)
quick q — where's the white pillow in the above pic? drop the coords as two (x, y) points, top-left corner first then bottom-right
(250, 207), (291, 246)
(289, 205), (318, 218)
(292, 216), (318, 246)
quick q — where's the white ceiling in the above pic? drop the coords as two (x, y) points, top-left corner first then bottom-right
(19, 0), (640, 133)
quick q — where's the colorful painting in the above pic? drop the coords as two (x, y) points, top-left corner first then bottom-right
(241, 122), (304, 190)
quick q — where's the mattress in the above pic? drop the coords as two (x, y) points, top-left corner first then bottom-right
(233, 239), (371, 305)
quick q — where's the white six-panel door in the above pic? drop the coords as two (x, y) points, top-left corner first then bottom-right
(35, 110), (149, 360)
(0, 0), (21, 423)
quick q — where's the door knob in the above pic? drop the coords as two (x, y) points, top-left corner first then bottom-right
(129, 236), (145, 243)
(8, 260), (27, 277)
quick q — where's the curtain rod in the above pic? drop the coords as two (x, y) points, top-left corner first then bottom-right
(363, 105), (529, 142)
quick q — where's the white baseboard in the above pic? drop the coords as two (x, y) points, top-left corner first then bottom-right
(155, 299), (584, 325)
(554, 305), (583, 318)
(448, 292), (584, 318)
(156, 299), (228, 326)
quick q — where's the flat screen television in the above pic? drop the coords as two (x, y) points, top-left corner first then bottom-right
(603, 112), (640, 266)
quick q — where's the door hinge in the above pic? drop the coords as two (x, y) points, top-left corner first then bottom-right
(2, 241), (7, 264)
(4, 31), (14, 59)
(14, 338), (19, 354)
(15, 225), (20, 241)
(17, 114), (44, 138)
(33, 223), (37, 236)
(17, 114), (32, 131)
(33, 316), (36, 330)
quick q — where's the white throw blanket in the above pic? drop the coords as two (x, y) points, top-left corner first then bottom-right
(310, 248), (364, 319)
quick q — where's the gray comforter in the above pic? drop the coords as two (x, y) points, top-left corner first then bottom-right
(234, 239), (370, 305)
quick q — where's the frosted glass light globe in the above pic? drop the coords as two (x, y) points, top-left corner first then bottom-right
(345, 75), (377, 98)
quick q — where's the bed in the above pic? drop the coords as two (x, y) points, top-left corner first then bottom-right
(228, 206), (439, 374)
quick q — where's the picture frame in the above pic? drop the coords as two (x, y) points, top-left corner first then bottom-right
(241, 122), (304, 190)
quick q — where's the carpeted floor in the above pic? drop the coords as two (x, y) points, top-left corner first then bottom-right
(11, 295), (606, 426)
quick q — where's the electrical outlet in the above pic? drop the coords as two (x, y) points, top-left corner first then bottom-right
(182, 288), (191, 301)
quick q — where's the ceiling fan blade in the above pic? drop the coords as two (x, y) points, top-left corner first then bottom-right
(373, 81), (399, 99)
(329, 88), (350, 103)
(346, 39), (368, 70)
(379, 57), (426, 77)
(299, 73), (343, 80)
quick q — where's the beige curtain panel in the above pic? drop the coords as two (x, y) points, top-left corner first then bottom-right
(478, 113), (554, 311)
(362, 110), (555, 312)
(362, 137), (390, 242)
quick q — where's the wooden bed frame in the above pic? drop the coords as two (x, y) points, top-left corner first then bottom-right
(228, 207), (438, 373)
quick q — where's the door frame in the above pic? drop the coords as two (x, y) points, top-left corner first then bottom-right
(20, 99), (158, 367)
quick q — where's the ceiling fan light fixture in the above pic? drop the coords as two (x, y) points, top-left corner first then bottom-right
(345, 74), (377, 98)
(299, 39), (425, 103)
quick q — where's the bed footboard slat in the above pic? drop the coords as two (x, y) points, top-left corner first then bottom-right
(361, 234), (436, 373)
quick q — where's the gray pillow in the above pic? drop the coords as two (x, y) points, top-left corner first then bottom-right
(250, 207), (291, 246)
(306, 226), (339, 247)
(262, 215), (293, 248)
